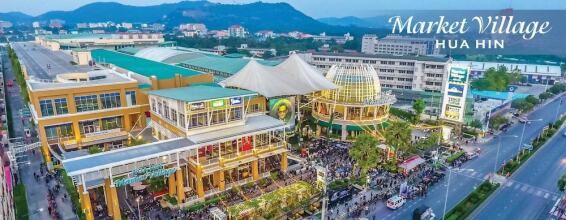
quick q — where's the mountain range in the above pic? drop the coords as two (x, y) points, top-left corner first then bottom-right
(0, 1), (384, 35)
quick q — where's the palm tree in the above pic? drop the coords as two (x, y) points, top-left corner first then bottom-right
(384, 121), (412, 158)
(349, 134), (381, 176)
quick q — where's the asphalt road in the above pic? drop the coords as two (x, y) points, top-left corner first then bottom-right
(365, 94), (566, 220)
(470, 116), (566, 219)
(10, 42), (92, 79)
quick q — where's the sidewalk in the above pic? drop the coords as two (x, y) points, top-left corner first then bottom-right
(3, 52), (77, 220)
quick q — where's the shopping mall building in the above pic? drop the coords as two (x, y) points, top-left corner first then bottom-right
(49, 51), (336, 220)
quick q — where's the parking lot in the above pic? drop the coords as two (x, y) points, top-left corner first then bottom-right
(10, 42), (93, 79)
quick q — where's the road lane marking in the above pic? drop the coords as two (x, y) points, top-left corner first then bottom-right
(506, 182), (513, 187)
(536, 190), (543, 197)
(527, 188), (535, 194)
(514, 184), (521, 189)
(521, 186), (528, 191)
(545, 193), (550, 199)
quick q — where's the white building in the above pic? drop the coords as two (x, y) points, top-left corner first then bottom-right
(32, 21), (41, 28)
(228, 25), (246, 38)
(179, 23), (207, 32)
(362, 34), (439, 56)
(300, 52), (451, 114)
(454, 61), (563, 85)
(121, 22), (133, 29)
(0, 21), (13, 29)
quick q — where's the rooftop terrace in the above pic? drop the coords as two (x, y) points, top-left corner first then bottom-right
(146, 84), (256, 103)
(27, 69), (136, 91)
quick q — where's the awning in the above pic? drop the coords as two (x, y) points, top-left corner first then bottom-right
(398, 155), (425, 171)
(220, 53), (337, 98)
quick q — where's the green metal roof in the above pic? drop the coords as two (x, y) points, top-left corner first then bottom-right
(180, 56), (281, 75)
(146, 85), (257, 103)
(91, 49), (204, 80)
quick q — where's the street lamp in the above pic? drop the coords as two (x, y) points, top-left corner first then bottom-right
(136, 197), (141, 220)
(555, 96), (564, 121)
(438, 162), (473, 220)
(493, 135), (518, 178)
(517, 118), (543, 161)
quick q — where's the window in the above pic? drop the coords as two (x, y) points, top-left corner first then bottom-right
(211, 109), (226, 125)
(126, 91), (136, 106)
(101, 116), (123, 130)
(249, 103), (261, 113)
(39, 99), (54, 117)
(75, 95), (99, 112)
(44, 123), (73, 140)
(189, 112), (208, 128)
(157, 100), (162, 115)
(100, 92), (121, 109)
(163, 101), (170, 120)
(171, 109), (178, 124)
(229, 107), (243, 121)
(151, 98), (157, 112)
(54, 98), (68, 115)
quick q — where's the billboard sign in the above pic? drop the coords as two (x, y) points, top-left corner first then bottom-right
(230, 97), (242, 105)
(440, 65), (470, 123)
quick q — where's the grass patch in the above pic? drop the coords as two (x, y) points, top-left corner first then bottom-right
(390, 107), (416, 123)
(14, 184), (29, 220)
(59, 169), (86, 220)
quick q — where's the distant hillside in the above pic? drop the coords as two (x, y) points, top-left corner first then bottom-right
(1, 1), (386, 36)
(36, 1), (209, 24)
(319, 16), (392, 29)
(0, 12), (33, 24)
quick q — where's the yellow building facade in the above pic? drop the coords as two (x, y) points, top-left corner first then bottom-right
(27, 71), (148, 164)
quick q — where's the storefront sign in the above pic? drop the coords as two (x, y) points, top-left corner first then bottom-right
(230, 97), (242, 105)
(190, 102), (205, 110)
(114, 164), (176, 187)
(440, 65), (470, 123)
(211, 100), (225, 108)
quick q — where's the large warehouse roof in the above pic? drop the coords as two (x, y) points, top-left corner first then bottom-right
(90, 49), (204, 79)
(180, 56), (281, 75)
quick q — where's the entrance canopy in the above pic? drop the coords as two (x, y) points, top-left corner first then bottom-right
(398, 155), (425, 171)
(220, 53), (338, 98)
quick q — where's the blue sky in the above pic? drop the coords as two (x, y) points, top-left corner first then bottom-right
(2, 0), (564, 17)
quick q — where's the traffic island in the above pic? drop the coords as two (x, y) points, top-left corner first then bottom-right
(444, 115), (566, 220)
(444, 181), (499, 220)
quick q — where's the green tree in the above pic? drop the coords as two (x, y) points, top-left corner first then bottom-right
(415, 132), (442, 152)
(471, 66), (520, 91)
(349, 134), (381, 175)
(512, 99), (535, 112)
(525, 95), (540, 105)
(469, 119), (483, 129)
(489, 116), (509, 129)
(225, 47), (239, 54)
(558, 175), (566, 191)
(384, 121), (412, 157)
(262, 50), (274, 59)
(539, 92), (553, 100)
(412, 99), (426, 122)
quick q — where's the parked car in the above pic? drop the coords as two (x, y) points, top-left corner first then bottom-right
(386, 195), (406, 210)
(413, 206), (436, 220)
(522, 143), (534, 151)
(466, 152), (479, 160)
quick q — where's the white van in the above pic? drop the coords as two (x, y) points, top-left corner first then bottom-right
(386, 195), (406, 210)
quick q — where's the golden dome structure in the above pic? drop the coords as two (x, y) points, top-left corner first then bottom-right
(312, 64), (396, 140)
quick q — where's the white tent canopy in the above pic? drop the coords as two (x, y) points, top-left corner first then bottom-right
(220, 53), (338, 98)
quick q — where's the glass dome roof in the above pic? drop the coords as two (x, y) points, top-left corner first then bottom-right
(321, 64), (382, 103)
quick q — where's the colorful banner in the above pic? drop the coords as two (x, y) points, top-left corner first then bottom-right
(440, 65), (470, 123)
